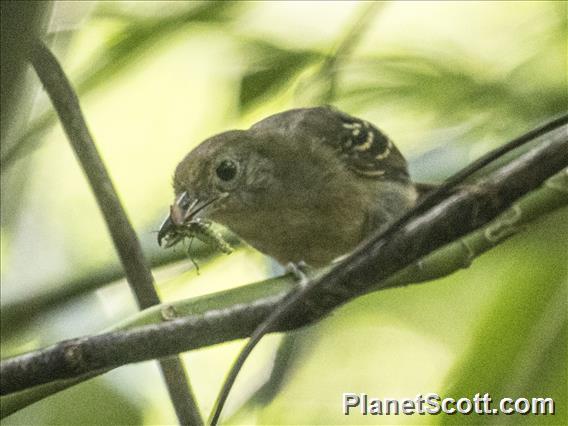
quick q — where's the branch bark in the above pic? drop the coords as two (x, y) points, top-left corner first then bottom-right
(1, 125), (566, 403)
(25, 41), (202, 425)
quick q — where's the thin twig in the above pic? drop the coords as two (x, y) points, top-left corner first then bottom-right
(322, 2), (384, 102)
(26, 40), (202, 425)
(1, 125), (566, 403)
(295, 2), (384, 105)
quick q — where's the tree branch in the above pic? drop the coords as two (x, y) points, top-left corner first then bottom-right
(1, 166), (566, 418)
(1, 125), (566, 405)
(25, 41), (202, 425)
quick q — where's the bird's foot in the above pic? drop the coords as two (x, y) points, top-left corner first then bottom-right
(285, 261), (311, 288)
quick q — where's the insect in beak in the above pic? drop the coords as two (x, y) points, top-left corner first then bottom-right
(157, 192), (223, 247)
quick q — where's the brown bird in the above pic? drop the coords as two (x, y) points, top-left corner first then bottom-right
(158, 106), (423, 268)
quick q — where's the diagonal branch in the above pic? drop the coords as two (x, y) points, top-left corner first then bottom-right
(1, 123), (566, 405)
(26, 40), (202, 425)
(1, 167), (566, 419)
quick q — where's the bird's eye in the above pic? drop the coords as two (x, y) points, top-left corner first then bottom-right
(216, 160), (237, 181)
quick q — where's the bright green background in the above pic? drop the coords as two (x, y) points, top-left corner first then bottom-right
(1, 1), (566, 424)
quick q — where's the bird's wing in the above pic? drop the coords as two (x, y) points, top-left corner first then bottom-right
(327, 107), (410, 182)
(250, 106), (411, 183)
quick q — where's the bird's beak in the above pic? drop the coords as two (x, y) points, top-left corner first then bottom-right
(157, 214), (176, 247)
(157, 192), (223, 247)
(157, 192), (197, 247)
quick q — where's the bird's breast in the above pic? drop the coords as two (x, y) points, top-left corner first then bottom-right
(221, 204), (367, 267)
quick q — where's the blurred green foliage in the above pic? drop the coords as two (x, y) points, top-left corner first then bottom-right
(0, 1), (239, 168)
(238, 40), (320, 110)
(3, 378), (143, 425)
(1, 1), (566, 424)
(442, 212), (567, 425)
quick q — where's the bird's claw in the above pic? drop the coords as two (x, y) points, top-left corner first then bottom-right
(285, 261), (310, 287)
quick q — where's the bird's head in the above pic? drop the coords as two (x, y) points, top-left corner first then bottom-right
(157, 129), (277, 247)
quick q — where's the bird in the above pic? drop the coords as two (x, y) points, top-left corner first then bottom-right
(158, 106), (427, 268)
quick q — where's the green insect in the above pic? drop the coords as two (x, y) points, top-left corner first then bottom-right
(181, 219), (233, 255)
(160, 216), (232, 271)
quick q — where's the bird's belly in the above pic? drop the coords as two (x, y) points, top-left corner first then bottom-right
(238, 216), (363, 267)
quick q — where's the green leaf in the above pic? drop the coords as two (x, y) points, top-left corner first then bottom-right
(338, 52), (568, 131)
(79, 1), (239, 94)
(239, 41), (320, 111)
